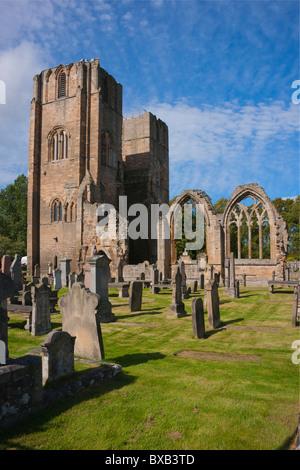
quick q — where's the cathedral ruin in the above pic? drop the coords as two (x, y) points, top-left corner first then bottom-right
(27, 58), (289, 286)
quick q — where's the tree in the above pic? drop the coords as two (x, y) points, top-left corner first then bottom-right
(0, 174), (27, 257)
(214, 197), (228, 213)
(273, 197), (300, 259)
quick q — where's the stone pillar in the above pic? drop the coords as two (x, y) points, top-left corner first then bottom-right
(87, 253), (114, 323)
(191, 298), (205, 339)
(60, 258), (71, 287)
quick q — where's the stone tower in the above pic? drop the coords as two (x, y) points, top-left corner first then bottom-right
(27, 58), (123, 275)
(27, 59), (170, 277)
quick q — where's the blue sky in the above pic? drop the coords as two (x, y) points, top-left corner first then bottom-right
(0, 0), (299, 203)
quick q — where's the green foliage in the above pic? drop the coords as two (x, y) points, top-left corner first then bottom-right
(273, 196), (300, 259)
(213, 197), (228, 213)
(0, 174), (27, 257)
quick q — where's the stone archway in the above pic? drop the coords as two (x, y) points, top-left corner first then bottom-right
(222, 183), (288, 282)
(169, 190), (223, 281)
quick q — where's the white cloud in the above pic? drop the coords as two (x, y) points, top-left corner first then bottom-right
(147, 99), (299, 199)
(0, 41), (48, 187)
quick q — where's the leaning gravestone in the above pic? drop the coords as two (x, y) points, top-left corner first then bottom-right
(31, 283), (52, 336)
(206, 280), (221, 329)
(191, 298), (205, 339)
(129, 281), (143, 312)
(40, 331), (76, 385)
(0, 272), (14, 361)
(58, 282), (105, 360)
(168, 266), (187, 318)
(10, 254), (22, 292)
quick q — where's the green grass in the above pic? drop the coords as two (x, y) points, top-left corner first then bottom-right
(0, 285), (299, 450)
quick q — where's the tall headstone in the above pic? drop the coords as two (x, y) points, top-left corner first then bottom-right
(53, 268), (62, 290)
(227, 253), (238, 298)
(206, 280), (221, 329)
(292, 284), (299, 327)
(83, 263), (91, 290)
(168, 266), (187, 318)
(0, 272), (14, 361)
(116, 259), (124, 283)
(87, 253), (114, 322)
(191, 297), (205, 339)
(151, 267), (160, 294)
(1, 255), (11, 276)
(199, 273), (205, 290)
(129, 281), (143, 312)
(60, 258), (71, 287)
(68, 272), (76, 288)
(10, 254), (22, 292)
(0, 340), (5, 365)
(31, 283), (52, 336)
(41, 331), (76, 385)
(58, 282), (105, 360)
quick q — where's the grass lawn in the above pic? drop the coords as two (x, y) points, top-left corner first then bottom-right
(0, 285), (299, 450)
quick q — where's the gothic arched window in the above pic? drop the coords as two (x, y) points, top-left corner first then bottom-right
(58, 72), (66, 98)
(49, 128), (69, 161)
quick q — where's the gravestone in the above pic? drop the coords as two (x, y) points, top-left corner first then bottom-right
(83, 263), (91, 290)
(1, 255), (11, 276)
(116, 259), (124, 283)
(227, 253), (238, 298)
(41, 331), (76, 385)
(10, 254), (22, 292)
(0, 340), (5, 365)
(179, 261), (187, 295)
(58, 282), (105, 360)
(33, 264), (40, 283)
(69, 272), (76, 288)
(193, 280), (198, 293)
(0, 272), (14, 361)
(151, 267), (160, 294)
(199, 273), (205, 290)
(31, 283), (52, 336)
(60, 258), (71, 287)
(168, 266), (187, 318)
(129, 281), (143, 312)
(292, 285), (299, 327)
(53, 268), (62, 290)
(234, 279), (240, 298)
(191, 297), (205, 339)
(206, 280), (221, 329)
(75, 270), (84, 283)
(22, 282), (34, 306)
(118, 283), (129, 298)
(87, 253), (114, 322)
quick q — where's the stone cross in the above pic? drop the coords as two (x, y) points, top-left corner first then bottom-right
(205, 280), (221, 329)
(129, 281), (143, 312)
(58, 282), (105, 360)
(40, 331), (76, 385)
(191, 297), (205, 339)
(168, 266), (187, 318)
(87, 253), (114, 322)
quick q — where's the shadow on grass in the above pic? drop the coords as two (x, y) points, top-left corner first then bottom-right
(277, 425), (299, 450)
(109, 352), (166, 368)
(0, 368), (136, 449)
(8, 319), (27, 329)
(116, 307), (164, 320)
